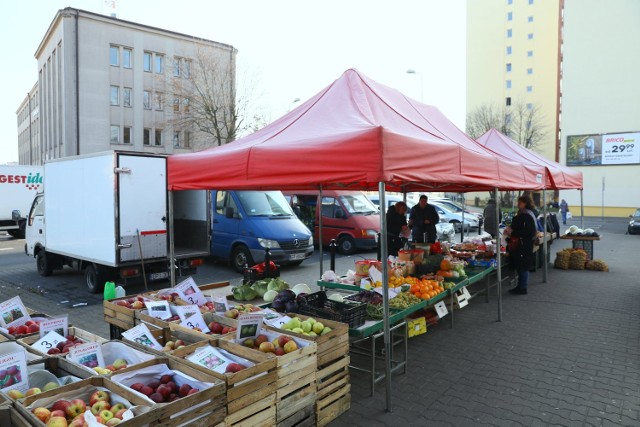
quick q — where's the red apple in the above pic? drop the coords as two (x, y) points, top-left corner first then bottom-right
(178, 384), (192, 397)
(187, 388), (199, 396)
(148, 380), (160, 390)
(46, 416), (68, 427)
(130, 382), (144, 392)
(89, 390), (110, 406)
(91, 401), (111, 415)
(100, 409), (114, 422)
(16, 325), (28, 335)
(50, 409), (66, 418)
(114, 408), (127, 420)
(278, 335), (292, 348)
(156, 384), (171, 399)
(160, 374), (173, 384)
(167, 381), (178, 393)
(50, 399), (71, 414)
(27, 323), (40, 333)
(32, 407), (51, 422)
(139, 385), (154, 397)
(66, 399), (86, 419)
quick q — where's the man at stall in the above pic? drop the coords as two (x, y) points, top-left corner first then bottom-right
(409, 195), (439, 243)
(386, 201), (409, 256)
(483, 198), (502, 238)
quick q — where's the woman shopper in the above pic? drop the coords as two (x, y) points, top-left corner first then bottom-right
(506, 195), (537, 295)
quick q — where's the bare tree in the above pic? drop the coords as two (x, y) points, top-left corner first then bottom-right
(466, 100), (546, 150)
(170, 46), (266, 148)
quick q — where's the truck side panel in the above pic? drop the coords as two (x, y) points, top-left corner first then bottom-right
(45, 154), (117, 266)
(0, 166), (43, 232)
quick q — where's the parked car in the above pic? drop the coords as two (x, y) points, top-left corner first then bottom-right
(430, 202), (479, 232)
(628, 208), (640, 235)
(430, 197), (483, 222)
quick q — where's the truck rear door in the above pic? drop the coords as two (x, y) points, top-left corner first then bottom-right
(117, 155), (167, 263)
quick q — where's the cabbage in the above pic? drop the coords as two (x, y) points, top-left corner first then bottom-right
(328, 293), (344, 303)
(250, 280), (269, 297)
(267, 278), (289, 292)
(292, 283), (311, 296)
(263, 290), (278, 303)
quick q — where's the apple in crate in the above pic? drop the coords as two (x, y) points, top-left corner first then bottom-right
(7, 389), (25, 399)
(46, 416), (68, 427)
(32, 407), (50, 422)
(91, 400), (111, 415)
(225, 363), (246, 373)
(66, 399), (87, 418)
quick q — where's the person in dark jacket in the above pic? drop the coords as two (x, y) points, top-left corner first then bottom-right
(482, 198), (502, 238)
(507, 195), (537, 295)
(386, 202), (408, 256)
(409, 195), (440, 243)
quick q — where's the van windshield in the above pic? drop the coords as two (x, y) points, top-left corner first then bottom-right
(237, 191), (294, 217)
(339, 194), (378, 216)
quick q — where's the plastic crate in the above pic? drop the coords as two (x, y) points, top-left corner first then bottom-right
(298, 291), (366, 328)
(243, 266), (281, 283)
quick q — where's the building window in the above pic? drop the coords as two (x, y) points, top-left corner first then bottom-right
(173, 97), (180, 112)
(526, 103), (533, 109)
(173, 131), (180, 147)
(506, 80), (512, 89)
(184, 60), (191, 78)
(173, 58), (181, 77)
(506, 63), (512, 72)
(155, 55), (164, 73)
(110, 125), (119, 143)
(507, 29), (512, 38)
(528, 33), (534, 40)
(527, 85), (533, 92)
(110, 86), (119, 106)
(155, 129), (163, 146)
(527, 50), (533, 57)
(506, 46), (512, 55)
(143, 128), (150, 145)
(507, 12), (512, 21)
(527, 68), (533, 75)
(123, 87), (132, 107)
(506, 97), (511, 106)
(529, 0), (534, 4)
(143, 91), (151, 109)
(155, 92), (163, 110)
(123, 126), (132, 144)
(123, 48), (132, 68)
(528, 16), (534, 22)
(183, 97), (190, 113)
(110, 46), (119, 66)
(143, 52), (152, 72)
(184, 131), (191, 148)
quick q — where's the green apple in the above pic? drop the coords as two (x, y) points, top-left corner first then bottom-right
(312, 322), (325, 334)
(321, 327), (332, 335)
(301, 321), (312, 333)
(43, 381), (60, 392)
(308, 331), (317, 337)
(305, 317), (316, 325)
(292, 327), (304, 334)
(289, 318), (301, 330)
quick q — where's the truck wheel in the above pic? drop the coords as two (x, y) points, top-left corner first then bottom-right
(338, 235), (357, 255)
(231, 245), (253, 273)
(84, 264), (109, 294)
(36, 250), (53, 276)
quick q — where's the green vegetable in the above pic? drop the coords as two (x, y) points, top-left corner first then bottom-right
(232, 284), (258, 301)
(250, 280), (269, 297)
(263, 290), (278, 303)
(267, 278), (289, 292)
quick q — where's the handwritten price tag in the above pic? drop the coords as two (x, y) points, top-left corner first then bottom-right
(31, 331), (67, 353)
(122, 324), (162, 350)
(144, 300), (172, 320)
(175, 277), (206, 306)
(39, 316), (69, 339)
(434, 301), (448, 319)
(179, 310), (210, 333)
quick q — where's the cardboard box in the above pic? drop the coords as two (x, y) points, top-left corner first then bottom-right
(407, 316), (427, 338)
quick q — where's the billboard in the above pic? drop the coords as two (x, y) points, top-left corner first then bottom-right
(567, 132), (640, 166)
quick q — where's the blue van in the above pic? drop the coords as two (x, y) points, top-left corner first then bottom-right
(211, 190), (314, 272)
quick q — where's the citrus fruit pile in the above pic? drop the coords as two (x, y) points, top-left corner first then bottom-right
(407, 277), (445, 300)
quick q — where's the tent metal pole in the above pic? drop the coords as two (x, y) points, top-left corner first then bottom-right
(168, 190), (176, 288)
(460, 192), (465, 243)
(580, 189), (584, 229)
(542, 189), (548, 283)
(378, 182), (392, 412)
(318, 186), (323, 277)
(496, 187), (502, 322)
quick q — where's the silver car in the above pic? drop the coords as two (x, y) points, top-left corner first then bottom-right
(430, 202), (479, 232)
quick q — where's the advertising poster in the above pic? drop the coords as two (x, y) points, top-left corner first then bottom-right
(567, 132), (639, 166)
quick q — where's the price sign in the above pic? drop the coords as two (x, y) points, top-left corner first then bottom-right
(39, 316), (69, 339)
(264, 315), (290, 329)
(144, 300), (172, 320)
(0, 350), (29, 393)
(212, 296), (230, 313)
(434, 301), (449, 319)
(68, 342), (105, 370)
(31, 331), (67, 353)
(602, 132), (640, 165)
(461, 286), (472, 300)
(175, 277), (206, 306)
(179, 310), (210, 333)
(455, 291), (469, 309)
(0, 296), (31, 328)
(236, 313), (264, 341)
(122, 324), (163, 350)
(176, 305), (199, 322)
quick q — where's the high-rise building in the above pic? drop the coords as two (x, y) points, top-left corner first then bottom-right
(467, 0), (640, 217)
(17, 7), (236, 165)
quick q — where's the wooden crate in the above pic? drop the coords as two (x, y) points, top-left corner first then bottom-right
(103, 295), (150, 331)
(0, 341), (48, 367)
(18, 326), (108, 357)
(64, 340), (157, 376)
(109, 356), (227, 427)
(0, 309), (52, 340)
(170, 339), (278, 427)
(315, 355), (351, 426)
(16, 376), (155, 427)
(135, 305), (181, 330)
(123, 325), (216, 355)
(0, 406), (32, 427)
(141, 281), (229, 303)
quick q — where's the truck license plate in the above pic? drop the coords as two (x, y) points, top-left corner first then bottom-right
(289, 253), (305, 261)
(149, 272), (169, 280)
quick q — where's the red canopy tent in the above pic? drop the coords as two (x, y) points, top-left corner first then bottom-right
(167, 69), (545, 411)
(476, 128), (583, 190)
(168, 69), (546, 192)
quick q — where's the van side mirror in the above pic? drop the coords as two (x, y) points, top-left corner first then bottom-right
(225, 207), (235, 219)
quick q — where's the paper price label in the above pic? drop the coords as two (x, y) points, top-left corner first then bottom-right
(264, 315), (291, 329)
(175, 277), (206, 306)
(461, 286), (471, 300)
(39, 316), (69, 339)
(212, 296), (230, 313)
(434, 301), (448, 319)
(0, 350), (29, 393)
(122, 324), (163, 350)
(179, 310), (210, 333)
(176, 305), (199, 322)
(455, 292), (469, 309)
(144, 300), (172, 320)
(236, 313), (264, 341)
(0, 296), (31, 328)
(31, 331), (67, 353)
(68, 342), (105, 369)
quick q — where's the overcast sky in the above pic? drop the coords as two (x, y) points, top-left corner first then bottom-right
(1, 0), (466, 164)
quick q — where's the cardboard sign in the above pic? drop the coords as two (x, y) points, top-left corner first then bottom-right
(212, 296), (230, 313)
(0, 296), (31, 328)
(144, 300), (172, 320)
(122, 324), (163, 351)
(175, 277), (206, 306)
(236, 313), (264, 341)
(455, 291), (469, 309)
(31, 331), (67, 354)
(186, 345), (254, 374)
(176, 305), (200, 322)
(434, 301), (449, 318)
(39, 316), (69, 339)
(461, 286), (472, 300)
(0, 350), (29, 393)
(179, 311), (210, 333)
(68, 342), (105, 369)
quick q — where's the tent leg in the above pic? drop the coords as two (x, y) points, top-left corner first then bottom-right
(460, 192), (465, 243)
(495, 188), (502, 322)
(580, 189), (584, 229)
(378, 182), (392, 412)
(318, 186), (323, 277)
(168, 191), (176, 288)
(542, 190), (548, 283)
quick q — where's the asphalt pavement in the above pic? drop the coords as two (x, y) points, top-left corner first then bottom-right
(1, 217), (638, 426)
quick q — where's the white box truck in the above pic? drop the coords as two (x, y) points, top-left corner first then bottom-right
(0, 165), (44, 238)
(25, 151), (210, 293)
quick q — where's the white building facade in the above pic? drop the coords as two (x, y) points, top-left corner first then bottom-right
(18, 8), (236, 165)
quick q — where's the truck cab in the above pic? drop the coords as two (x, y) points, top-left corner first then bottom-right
(211, 190), (314, 272)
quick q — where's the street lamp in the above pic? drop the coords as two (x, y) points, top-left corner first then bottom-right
(406, 69), (423, 102)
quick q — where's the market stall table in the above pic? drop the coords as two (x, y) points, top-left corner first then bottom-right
(559, 234), (600, 259)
